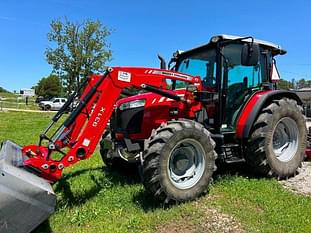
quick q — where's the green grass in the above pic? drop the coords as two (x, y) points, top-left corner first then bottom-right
(1, 111), (311, 233)
(0, 91), (15, 98)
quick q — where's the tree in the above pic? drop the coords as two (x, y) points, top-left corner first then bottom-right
(296, 78), (311, 89)
(297, 78), (306, 89)
(35, 75), (63, 99)
(45, 19), (112, 95)
(277, 79), (294, 90)
(0, 87), (9, 93)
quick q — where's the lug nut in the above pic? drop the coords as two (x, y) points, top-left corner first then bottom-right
(68, 156), (74, 162)
(58, 163), (64, 170)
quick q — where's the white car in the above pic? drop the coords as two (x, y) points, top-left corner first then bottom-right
(39, 97), (67, 111)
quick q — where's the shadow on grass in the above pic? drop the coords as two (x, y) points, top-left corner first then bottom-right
(32, 161), (262, 233)
(55, 163), (168, 212)
(32, 219), (52, 233)
(33, 165), (144, 233)
(213, 160), (266, 182)
(35, 161), (259, 232)
(54, 161), (264, 212)
(52, 164), (142, 208)
(132, 190), (169, 212)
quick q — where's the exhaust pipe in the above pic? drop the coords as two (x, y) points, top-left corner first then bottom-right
(0, 140), (56, 233)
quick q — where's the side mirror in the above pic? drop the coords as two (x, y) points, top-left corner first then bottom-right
(241, 43), (260, 66)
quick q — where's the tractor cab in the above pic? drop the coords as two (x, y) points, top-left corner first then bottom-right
(170, 34), (286, 133)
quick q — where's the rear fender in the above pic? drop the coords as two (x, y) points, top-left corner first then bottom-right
(236, 90), (303, 139)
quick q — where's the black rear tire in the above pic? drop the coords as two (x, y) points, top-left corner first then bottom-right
(142, 120), (217, 203)
(246, 97), (307, 178)
(45, 105), (51, 111)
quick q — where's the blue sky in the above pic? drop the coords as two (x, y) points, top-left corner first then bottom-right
(0, 0), (310, 91)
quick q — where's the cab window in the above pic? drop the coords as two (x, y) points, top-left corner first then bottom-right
(173, 48), (217, 90)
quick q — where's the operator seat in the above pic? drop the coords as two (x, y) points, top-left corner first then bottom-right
(226, 77), (248, 128)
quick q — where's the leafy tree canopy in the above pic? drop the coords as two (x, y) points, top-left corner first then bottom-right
(277, 79), (294, 90)
(35, 75), (63, 99)
(45, 18), (112, 95)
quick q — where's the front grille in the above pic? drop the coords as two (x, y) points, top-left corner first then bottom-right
(111, 107), (144, 134)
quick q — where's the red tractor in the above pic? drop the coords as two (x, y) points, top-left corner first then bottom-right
(100, 35), (308, 200)
(0, 35), (308, 233)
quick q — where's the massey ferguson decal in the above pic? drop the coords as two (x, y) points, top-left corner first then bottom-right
(144, 69), (193, 81)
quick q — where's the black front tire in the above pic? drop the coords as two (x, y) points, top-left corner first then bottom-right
(246, 97), (307, 178)
(99, 134), (138, 170)
(142, 120), (217, 203)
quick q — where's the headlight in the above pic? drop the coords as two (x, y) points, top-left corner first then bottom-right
(119, 99), (145, 111)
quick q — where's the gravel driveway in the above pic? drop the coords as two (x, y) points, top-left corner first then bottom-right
(280, 120), (311, 196)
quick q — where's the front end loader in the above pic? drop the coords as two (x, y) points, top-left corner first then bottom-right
(0, 35), (308, 232)
(0, 66), (205, 232)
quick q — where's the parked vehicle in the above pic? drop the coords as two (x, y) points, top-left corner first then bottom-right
(35, 96), (50, 103)
(39, 97), (67, 111)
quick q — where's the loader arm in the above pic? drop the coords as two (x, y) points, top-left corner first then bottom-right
(22, 67), (202, 182)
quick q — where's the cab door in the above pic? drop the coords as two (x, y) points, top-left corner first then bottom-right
(221, 44), (266, 132)
(52, 99), (61, 110)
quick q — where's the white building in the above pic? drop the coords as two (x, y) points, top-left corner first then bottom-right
(20, 89), (35, 97)
(295, 88), (311, 118)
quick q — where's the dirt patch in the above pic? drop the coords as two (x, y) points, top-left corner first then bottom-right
(156, 204), (245, 233)
(280, 161), (311, 196)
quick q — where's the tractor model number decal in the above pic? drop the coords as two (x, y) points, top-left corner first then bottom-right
(92, 107), (106, 127)
(118, 71), (131, 82)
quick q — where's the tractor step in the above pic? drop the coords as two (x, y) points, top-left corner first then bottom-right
(224, 157), (245, 164)
(221, 143), (244, 163)
(221, 143), (240, 148)
(0, 140), (56, 233)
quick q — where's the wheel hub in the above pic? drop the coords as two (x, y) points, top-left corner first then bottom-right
(272, 117), (299, 162)
(168, 139), (205, 190)
(171, 147), (194, 176)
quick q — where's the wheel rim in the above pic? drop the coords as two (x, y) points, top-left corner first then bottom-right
(272, 117), (299, 162)
(168, 138), (205, 189)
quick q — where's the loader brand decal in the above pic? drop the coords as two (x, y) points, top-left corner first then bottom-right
(145, 70), (193, 81)
(92, 107), (106, 127)
(118, 71), (131, 82)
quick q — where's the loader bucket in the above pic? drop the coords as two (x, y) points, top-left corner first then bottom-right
(0, 140), (56, 233)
